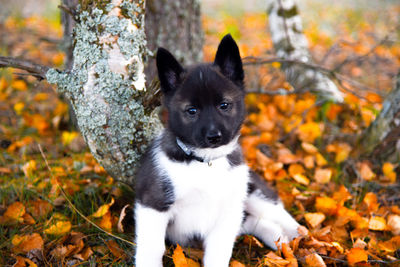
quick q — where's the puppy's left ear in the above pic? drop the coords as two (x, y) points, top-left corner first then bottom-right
(214, 34), (244, 87)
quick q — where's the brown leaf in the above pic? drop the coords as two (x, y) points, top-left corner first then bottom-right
(28, 199), (53, 219)
(105, 240), (126, 259)
(117, 204), (130, 233)
(281, 243), (298, 267)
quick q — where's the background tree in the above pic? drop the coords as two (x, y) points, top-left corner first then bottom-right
(266, 0), (344, 102)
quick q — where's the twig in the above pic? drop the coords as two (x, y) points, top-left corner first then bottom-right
(58, 4), (78, 20)
(0, 56), (50, 80)
(37, 144), (136, 247)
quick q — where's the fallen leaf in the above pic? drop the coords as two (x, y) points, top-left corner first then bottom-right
(12, 233), (44, 253)
(91, 197), (115, 218)
(264, 251), (290, 266)
(12, 80), (28, 91)
(292, 173), (310, 185)
(315, 197), (337, 215)
(332, 185), (352, 205)
(99, 211), (113, 231)
(368, 216), (386, 231)
(346, 247), (368, 266)
(13, 102), (24, 115)
(301, 142), (318, 154)
(305, 212), (326, 228)
(289, 164), (305, 176)
(281, 243), (298, 267)
(363, 192), (379, 212)
(358, 162), (376, 181)
(382, 162), (396, 182)
(4, 201), (26, 223)
(353, 238), (367, 249)
(173, 244), (188, 267)
(44, 220), (72, 235)
(314, 168), (332, 184)
(297, 122), (322, 143)
(304, 253), (326, 267)
(387, 214), (400, 235)
(12, 256), (38, 267)
(105, 240), (126, 259)
(28, 199), (53, 219)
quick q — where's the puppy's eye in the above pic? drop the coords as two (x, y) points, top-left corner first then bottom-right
(219, 102), (230, 110)
(186, 107), (197, 115)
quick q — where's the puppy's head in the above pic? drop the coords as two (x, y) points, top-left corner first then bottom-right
(156, 34), (245, 148)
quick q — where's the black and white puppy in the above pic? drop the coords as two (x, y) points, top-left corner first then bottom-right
(134, 34), (300, 267)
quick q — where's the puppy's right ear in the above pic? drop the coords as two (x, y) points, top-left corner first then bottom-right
(156, 48), (184, 95)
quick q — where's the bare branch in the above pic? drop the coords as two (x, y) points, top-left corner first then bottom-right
(0, 56), (51, 80)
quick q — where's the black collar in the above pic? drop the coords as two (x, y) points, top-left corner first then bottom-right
(176, 138), (210, 165)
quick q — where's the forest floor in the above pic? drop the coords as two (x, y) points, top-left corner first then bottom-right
(0, 3), (400, 267)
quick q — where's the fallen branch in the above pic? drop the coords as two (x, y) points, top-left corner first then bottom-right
(0, 56), (50, 80)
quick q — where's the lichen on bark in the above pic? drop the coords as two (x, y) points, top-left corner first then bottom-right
(47, 0), (162, 185)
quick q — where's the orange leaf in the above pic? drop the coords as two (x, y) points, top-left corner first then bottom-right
(315, 197), (337, 216)
(332, 185), (352, 205)
(297, 122), (322, 143)
(315, 153), (327, 166)
(346, 247), (368, 266)
(314, 168), (332, 184)
(288, 164), (305, 176)
(363, 192), (379, 212)
(12, 233), (44, 253)
(368, 216), (387, 231)
(28, 199), (53, 219)
(173, 244), (188, 267)
(281, 243), (298, 267)
(92, 197), (115, 218)
(13, 102), (24, 115)
(304, 253), (326, 267)
(264, 251), (290, 266)
(44, 220), (72, 235)
(12, 80), (28, 91)
(4, 202), (26, 222)
(303, 155), (315, 169)
(304, 212), (326, 228)
(382, 162), (396, 182)
(99, 211), (113, 231)
(12, 256), (38, 267)
(230, 260), (245, 267)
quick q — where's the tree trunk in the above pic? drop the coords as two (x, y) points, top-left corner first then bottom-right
(359, 70), (400, 163)
(266, 0), (343, 102)
(47, 0), (163, 185)
(144, 0), (203, 82)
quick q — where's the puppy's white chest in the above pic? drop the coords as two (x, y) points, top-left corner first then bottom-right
(158, 154), (249, 244)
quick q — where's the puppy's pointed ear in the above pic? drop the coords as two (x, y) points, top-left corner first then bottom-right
(156, 48), (184, 95)
(214, 34), (244, 87)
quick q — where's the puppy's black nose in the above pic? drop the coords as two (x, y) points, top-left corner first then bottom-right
(206, 130), (222, 145)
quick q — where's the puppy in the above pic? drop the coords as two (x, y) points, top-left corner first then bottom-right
(134, 34), (300, 267)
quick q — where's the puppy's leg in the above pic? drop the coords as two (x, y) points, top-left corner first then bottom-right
(243, 192), (300, 249)
(135, 203), (170, 267)
(203, 217), (242, 267)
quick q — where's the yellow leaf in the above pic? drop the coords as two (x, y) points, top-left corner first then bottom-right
(304, 212), (326, 228)
(368, 216), (387, 231)
(346, 247), (368, 266)
(61, 131), (79, 146)
(12, 80), (27, 91)
(314, 168), (332, 184)
(297, 122), (322, 143)
(13, 102), (24, 115)
(315, 153), (327, 166)
(44, 220), (72, 235)
(92, 197), (114, 218)
(382, 162), (396, 182)
(315, 197), (337, 215)
(173, 244), (188, 267)
(271, 61), (281, 68)
(4, 202), (26, 222)
(12, 233), (44, 253)
(292, 173), (310, 185)
(22, 160), (37, 177)
(334, 143), (351, 163)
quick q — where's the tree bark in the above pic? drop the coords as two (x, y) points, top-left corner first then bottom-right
(266, 0), (343, 102)
(144, 0), (203, 83)
(47, 0), (163, 185)
(359, 70), (400, 163)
